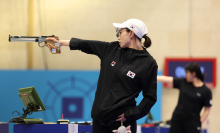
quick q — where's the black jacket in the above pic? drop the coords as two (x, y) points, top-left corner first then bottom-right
(69, 38), (158, 123)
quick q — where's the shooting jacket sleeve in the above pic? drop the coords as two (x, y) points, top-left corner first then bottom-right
(69, 38), (111, 59)
(124, 63), (158, 121)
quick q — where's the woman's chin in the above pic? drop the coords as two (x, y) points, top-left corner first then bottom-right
(120, 45), (126, 48)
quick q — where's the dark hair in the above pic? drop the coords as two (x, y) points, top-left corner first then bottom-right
(184, 62), (204, 81)
(143, 35), (151, 48)
(125, 28), (152, 48)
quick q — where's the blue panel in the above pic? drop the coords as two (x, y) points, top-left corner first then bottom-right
(14, 124), (68, 133)
(141, 127), (155, 133)
(62, 97), (83, 119)
(160, 127), (170, 133)
(78, 125), (93, 133)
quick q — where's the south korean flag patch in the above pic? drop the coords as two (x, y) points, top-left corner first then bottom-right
(127, 71), (136, 79)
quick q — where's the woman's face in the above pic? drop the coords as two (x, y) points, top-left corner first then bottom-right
(117, 28), (131, 48)
(185, 70), (194, 82)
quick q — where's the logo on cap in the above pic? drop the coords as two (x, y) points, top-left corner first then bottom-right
(111, 61), (116, 66)
(127, 71), (136, 79)
(130, 25), (134, 29)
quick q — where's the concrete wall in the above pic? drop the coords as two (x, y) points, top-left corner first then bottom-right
(0, 0), (219, 132)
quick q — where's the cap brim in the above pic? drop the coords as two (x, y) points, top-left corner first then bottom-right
(113, 23), (126, 30)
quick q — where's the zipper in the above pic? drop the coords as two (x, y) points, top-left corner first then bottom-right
(120, 50), (133, 78)
(98, 49), (133, 120)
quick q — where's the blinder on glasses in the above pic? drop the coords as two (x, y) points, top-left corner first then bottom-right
(116, 28), (131, 38)
(116, 28), (121, 38)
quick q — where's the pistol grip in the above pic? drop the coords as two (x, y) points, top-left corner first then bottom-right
(45, 40), (61, 54)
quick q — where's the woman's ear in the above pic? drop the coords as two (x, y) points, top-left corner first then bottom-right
(192, 72), (196, 77)
(130, 30), (135, 38)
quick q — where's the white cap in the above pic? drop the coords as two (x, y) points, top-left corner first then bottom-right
(113, 19), (148, 39)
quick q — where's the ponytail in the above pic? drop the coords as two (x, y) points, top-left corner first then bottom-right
(143, 35), (151, 48)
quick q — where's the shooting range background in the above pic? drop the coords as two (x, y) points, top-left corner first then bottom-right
(0, 0), (220, 133)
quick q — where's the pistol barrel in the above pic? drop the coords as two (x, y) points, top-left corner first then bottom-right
(9, 35), (39, 42)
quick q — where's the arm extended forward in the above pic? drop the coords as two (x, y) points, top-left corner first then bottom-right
(157, 76), (173, 84)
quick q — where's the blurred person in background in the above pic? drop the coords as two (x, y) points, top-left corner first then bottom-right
(157, 62), (212, 133)
(46, 19), (158, 133)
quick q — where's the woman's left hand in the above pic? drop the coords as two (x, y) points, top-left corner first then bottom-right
(116, 113), (126, 122)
